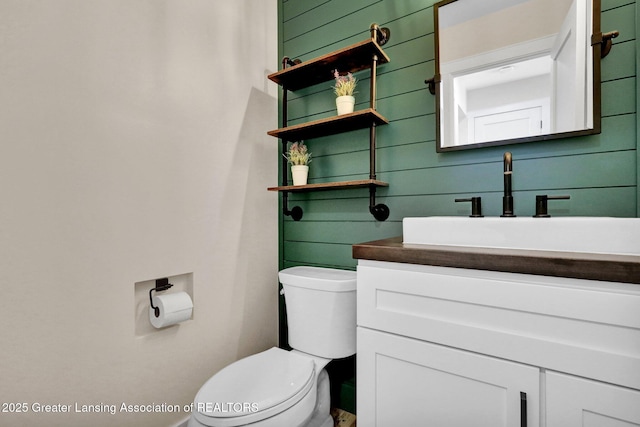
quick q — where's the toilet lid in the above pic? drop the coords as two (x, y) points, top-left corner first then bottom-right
(194, 347), (315, 424)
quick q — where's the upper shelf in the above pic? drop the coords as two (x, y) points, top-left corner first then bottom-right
(267, 109), (388, 141)
(267, 38), (390, 91)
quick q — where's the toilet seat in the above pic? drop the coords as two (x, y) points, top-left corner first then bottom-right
(193, 347), (316, 427)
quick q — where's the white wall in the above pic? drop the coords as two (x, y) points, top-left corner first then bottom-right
(0, 1), (278, 426)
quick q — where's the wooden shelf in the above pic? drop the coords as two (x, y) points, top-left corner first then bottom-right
(268, 109), (388, 141)
(268, 25), (391, 221)
(268, 179), (388, 193)
(268, 38), (390, 91)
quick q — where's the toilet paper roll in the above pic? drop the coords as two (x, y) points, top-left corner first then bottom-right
(149, 291), (193, 329)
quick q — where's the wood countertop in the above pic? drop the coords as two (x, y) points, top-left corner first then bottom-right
(352, 236), (640, 285)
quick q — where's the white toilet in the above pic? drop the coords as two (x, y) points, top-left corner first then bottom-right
(188, 266), (357, 427)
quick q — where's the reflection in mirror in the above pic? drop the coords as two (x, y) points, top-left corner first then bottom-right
(434, 0), (600, 151)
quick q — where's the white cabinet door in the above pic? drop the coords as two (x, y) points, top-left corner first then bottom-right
(546, 371), (640, 427)
(358, 327), (540, 427)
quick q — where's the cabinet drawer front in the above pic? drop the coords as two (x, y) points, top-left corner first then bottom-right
(357, 327), (540, 427)
(357, 261), (640, 390)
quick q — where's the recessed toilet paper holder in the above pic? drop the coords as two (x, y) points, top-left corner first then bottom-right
(149, 278), (173, 318)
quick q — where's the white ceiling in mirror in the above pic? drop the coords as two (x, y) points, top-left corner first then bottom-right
(438, 0), (530, 29)
(454, 56), (552, 92)
(439, 0), (575, 63)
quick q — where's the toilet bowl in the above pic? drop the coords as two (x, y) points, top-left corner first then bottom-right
(188, 266), (357, 427)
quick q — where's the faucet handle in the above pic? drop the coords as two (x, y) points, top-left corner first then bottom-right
(534, 194), (570, 218)
(455, 197), (483, 217)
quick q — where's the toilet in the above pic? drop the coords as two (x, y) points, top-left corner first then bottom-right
(188, 266), (357, 427)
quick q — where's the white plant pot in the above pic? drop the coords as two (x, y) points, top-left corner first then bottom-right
(291, 165), (309, 186)
(336, 95), (355, 115)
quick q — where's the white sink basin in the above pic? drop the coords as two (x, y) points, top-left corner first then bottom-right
(403, 217), (640, 256)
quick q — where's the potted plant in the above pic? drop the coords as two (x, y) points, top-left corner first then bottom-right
(284, 141), (312, 185)
(333, 69), (357, 115)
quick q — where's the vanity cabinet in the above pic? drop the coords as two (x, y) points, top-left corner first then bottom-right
(358, 327), (539, 426)
(266, 24), (391, 221)
(356, 260), (640, 426)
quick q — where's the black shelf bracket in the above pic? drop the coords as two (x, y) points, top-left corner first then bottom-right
(283, 191), (303, 221)
(369, 185), (390, 221)
(370, 23), (391, 46)
(367, 56), (390, 222)
(283, 56), (301, 68)
(279, 61), (303, 222)
(280, 138), (303, 221)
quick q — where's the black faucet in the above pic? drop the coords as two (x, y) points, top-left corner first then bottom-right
(455, 197), (483, 217)
(501, 152), (516, 217)
(533, 194), (571, 217)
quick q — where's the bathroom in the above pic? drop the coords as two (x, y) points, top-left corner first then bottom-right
(0, 1), (637, 426)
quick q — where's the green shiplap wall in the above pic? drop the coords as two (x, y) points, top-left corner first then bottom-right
(276, 0), (638, 413)
(276, 0), (638, 273)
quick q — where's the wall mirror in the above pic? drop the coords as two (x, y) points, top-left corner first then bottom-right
(432, 0), (613, 152)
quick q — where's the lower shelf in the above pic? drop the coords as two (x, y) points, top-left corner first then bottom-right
(268, 179), (388, 193)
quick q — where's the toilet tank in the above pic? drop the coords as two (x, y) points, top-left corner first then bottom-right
(279, 266), (356, 359)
